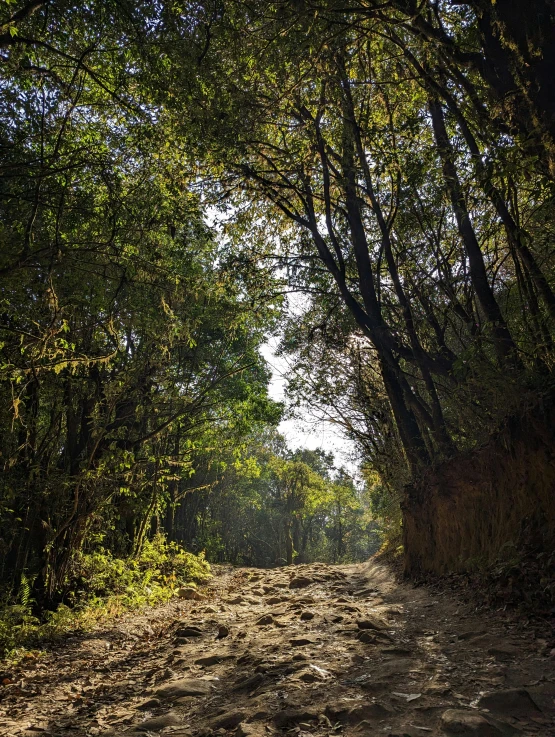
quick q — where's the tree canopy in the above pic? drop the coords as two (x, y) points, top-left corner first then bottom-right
(0, 0), (554, 615)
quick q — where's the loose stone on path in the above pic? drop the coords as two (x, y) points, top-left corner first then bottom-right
(1, 561), (554, 737)
(155, 678), (214, 699)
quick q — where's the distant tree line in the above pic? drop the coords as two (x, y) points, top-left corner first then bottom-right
(172, 440), (379, 567)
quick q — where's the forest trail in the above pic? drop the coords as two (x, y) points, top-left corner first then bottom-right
(1, 562), (554, 737)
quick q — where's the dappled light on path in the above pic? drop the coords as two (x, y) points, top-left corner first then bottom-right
(1, 563), (553, 737)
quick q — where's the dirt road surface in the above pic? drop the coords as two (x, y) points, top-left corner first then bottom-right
(1, 562), (554, 737)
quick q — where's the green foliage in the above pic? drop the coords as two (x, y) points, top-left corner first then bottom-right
(178, 433), (381, 567)
(1, 0), (554, 620)
(181, 0), (555, 471)
(363, 469), (404, 553)
(0, 590), (41, 662)
(0, 0), (282, 601)
(66, 534), (210, 606)
(0, 535), (210, 660)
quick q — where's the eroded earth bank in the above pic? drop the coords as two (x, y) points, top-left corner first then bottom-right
(1, 562), (554, 737)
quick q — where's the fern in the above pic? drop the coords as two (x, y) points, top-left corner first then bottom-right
(18, 573), (31, 609)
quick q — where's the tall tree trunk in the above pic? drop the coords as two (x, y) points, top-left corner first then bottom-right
(429, 99), (519, 365)
(284, 519), (294, 566)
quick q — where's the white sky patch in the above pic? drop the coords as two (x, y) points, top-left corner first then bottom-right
(260, 337), (360, 477)
(205, 205), (360, 477)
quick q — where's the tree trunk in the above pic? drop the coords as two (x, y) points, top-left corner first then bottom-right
(284, 519), (294, 566)
(429, 99), (519, 364)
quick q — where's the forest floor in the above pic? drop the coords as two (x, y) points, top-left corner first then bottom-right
(0, 561), (554, 737)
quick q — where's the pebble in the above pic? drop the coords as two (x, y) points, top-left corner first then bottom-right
(356, 616), (386, 631)
(289, 576), (313, 589)
(136, 698), (161, 710)
(195, 654), (236, 666)
(382, 646), (412, 656)
(134, 711), (182, 731)
(477, 688), (540, 715)
(289, 637), (317, 646)
(155, 678), (213, 699)
(297, 670), (319, 683)
(255, 614), (274, 626)
(175, 626), (203, 638)
(357, 631), (379, 644)
(177, 587), (206, 601)
(273, 708), (318, 727)
(265, 596), (284, 605)
(440, 709), (504, 736)
(236, 722), (266, 737)
(209, 710), (246, 730)
(232, 673), (264, 691)
(354, 587), (378, 597)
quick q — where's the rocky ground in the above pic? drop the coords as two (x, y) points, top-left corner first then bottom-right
(0, 561), (554, 737)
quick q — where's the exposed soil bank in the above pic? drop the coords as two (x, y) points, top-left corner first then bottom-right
(403, 394), (555, 578)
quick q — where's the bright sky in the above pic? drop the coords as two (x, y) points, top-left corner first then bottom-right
(206, 207), (360, 475)
(260, 337), (360, 475)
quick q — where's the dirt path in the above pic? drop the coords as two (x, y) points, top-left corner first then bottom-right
(1, 562), (554, 737)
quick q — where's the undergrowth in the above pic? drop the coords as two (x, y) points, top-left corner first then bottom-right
(0, 534), (210, 663)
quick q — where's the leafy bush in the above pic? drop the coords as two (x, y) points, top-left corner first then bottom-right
(0, 535), (210, 661)
(67, 534), (210, 606)
(364, 470), (404, 553)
